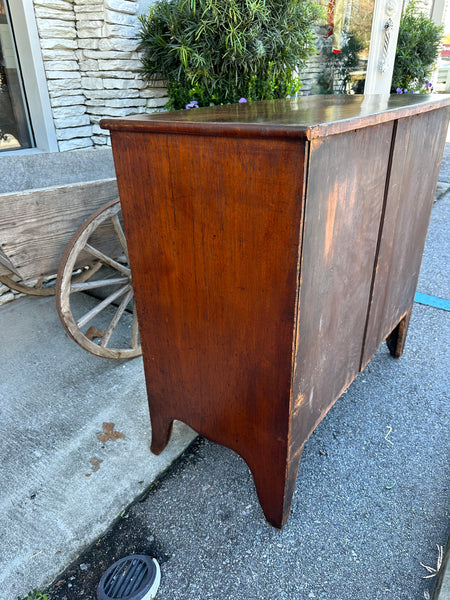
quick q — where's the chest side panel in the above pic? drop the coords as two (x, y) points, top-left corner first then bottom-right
(291, 122), (393, 447)
(361, 108), (450, 367)
(112, 130), (306, 462)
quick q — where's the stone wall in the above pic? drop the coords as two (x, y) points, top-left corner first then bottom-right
(301, 54), (324, 94)
(0, 284), (24, 307)
(23, 0), (450, 151)
(33, 0), (167, 151)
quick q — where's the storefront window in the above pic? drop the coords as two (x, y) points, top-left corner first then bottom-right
(313, 0), (375, 94)
(0, 0), (34, 151)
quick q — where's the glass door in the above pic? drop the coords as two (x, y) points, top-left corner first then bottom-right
(313, 0), (402, 95)
(0, 0), (34, 151)
(313, 0), (375, 94)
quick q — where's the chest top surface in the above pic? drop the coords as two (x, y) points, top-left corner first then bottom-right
(101, 94), (450, 140)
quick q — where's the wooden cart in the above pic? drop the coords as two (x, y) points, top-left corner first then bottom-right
(0, 178), (141, 359)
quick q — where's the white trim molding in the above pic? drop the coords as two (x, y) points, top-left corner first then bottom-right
(365, 0), (402, 94)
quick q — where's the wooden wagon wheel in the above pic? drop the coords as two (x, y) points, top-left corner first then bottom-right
(0, 273), (57, 296)
(0, 264), (102, 297)
(56, 197), (141, 360)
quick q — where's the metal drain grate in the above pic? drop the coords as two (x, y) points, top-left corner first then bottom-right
(97, 555), (160, 600)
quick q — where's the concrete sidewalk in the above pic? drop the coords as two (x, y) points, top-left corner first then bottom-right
(0, 295), (196, 599)
(1, 145), (449, 600)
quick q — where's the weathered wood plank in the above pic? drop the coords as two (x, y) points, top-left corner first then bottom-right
(0, 249), (20, 276)
(0, 178), (118, 280)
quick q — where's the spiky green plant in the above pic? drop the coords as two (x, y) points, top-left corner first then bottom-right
(138, 0), (323, 109)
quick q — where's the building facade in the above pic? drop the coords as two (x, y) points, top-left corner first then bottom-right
(2, 0), (447, 155)
(1, 0), (165, 153)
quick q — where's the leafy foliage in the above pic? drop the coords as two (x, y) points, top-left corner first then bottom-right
(138, 0), (322, 109)
(391, 1), (443, 92)
(18, 591), (48, 600)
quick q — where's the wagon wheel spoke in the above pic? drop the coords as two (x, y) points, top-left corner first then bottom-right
(35, 276), (45, 290)
(84, 243), (131, 276)
(77, 284), (131, 329)
(111, 214), (129, 262)
(100, 288), (134, 348)
(70, 276), (130, 293)
(74, 261), (103, 284)
(131, 304), (139, 349)
(56, 197), (141, 360)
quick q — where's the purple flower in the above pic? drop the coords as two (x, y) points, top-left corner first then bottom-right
(404, 89), (408, 93)
(396, 87), (403, 94)
(305, 91), (310, 96)
(410, 89), (414, 93)
(238, 97), (247, 103)
(186, 100), (199, 109)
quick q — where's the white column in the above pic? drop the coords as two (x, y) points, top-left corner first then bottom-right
(364, 0), (403, 94)
(430, 0), (447, 24)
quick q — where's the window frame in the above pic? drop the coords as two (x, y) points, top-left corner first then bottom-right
(4, 0), (57, 153)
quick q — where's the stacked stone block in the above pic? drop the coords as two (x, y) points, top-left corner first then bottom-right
(33, 0), (168, 151)
(0, 284), (23, 307)
(301, 54), (325, 94)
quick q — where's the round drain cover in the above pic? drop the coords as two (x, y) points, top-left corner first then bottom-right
(97, 554), (160, 600)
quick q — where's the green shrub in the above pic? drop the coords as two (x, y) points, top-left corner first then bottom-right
(138, 0), (322, 109)
(391, 1), (443, 92)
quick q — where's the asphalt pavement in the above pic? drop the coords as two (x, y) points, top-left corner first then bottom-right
(1, 144), (449, 600)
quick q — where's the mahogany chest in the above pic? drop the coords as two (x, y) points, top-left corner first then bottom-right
(102, 94), (450, 527)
